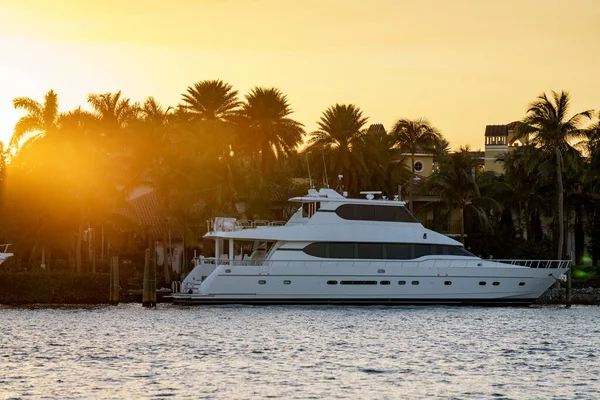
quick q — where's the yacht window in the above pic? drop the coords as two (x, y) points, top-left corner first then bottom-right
(335, 204), (418, 223)
(327, 280), (338, 285)
(444, 281), (452, 285)
(258, 280), (266, 285)
(493, 282), (500, 286)
(385, 244), (412, 259)
(398, 280), (406, 285)
(479, 281), (486, 286)
(302, 242), (476, 260)
(283, 280), (291, 285)
(329, 242), (355, 259)
(519, 282), (525, 286)
(358, 243), (383, 259)
(303, 242), (328, 258)
(380, 281), (391, 285)
(414, 244), (431, 258)
(447, 246), (475, 257)
(339, 281), (377, 285)
(411, 281), (419, 285)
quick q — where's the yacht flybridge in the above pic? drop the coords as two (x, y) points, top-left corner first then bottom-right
(173, 188), (569, 306)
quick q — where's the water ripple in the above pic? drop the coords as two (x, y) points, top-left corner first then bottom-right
(0, 305), (599, 398)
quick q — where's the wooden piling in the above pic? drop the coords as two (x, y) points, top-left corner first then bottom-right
(566, 262), (572, 308)
(109, 255), (120, 305)
(143, 249), (156, 307)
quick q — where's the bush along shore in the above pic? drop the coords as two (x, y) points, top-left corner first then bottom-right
(0, 272), (110, 305)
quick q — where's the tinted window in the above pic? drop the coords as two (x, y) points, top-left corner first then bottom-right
(358, 243), (383, 259)
(398, 280), (406, 285)
(303, 242), (327, 257)
(386, 244), (412, 259)
(303, 242), (476, 260)
(327, 280), (338, 285)
(335, 204), (418, 223)
(380, 281), (391, 285)
(329, 243), (355, 259)
(479, 281), (486, 286)
(411, 281), (419, 285)
(340, 281), (377, 285)
(414, 244), (431, 258)
(444, 281), (452, 285)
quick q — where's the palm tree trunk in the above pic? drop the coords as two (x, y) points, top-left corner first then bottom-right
(459, 207), (465, 244)
(409, 153), (415, 213)
(76, 218), (83, 273)
(556, 147), (564, 259)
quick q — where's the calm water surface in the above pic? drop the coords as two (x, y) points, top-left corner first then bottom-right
(1, 304), (599, 399)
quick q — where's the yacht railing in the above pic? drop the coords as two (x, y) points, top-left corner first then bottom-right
(493, 259), (571, 269)
(207, 218), (287, 232)
(195, 257), (570, 269)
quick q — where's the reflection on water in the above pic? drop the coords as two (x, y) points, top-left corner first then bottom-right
(1, 304), (599, 399)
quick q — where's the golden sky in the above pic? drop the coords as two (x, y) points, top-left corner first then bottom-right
(1, 0), (599, 150)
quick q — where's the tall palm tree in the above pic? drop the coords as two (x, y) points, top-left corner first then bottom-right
(10, 90), (60, 149)
(180, 80), (241, 122)
(391, 118), (441, 213)
(426, 147), (500, 243)
(516, 91), (593, 259)
(87, 91), (139, 135)
(239, 87), (304, 171)
(307, 104), (368, 193)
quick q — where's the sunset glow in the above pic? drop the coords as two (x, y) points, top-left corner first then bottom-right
(1, 0), (599, 148)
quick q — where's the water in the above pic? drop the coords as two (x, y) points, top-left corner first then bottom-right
(1, 305), (599, 399)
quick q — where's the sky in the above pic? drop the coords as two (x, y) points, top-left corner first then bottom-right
(0, 0), (599, 150)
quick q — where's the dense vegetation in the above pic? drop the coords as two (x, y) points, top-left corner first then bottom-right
(1, 82), (598, 282)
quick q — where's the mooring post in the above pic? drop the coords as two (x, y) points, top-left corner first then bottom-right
(109, 255), (120, 305)
(143, 249), (157, 307)
(566, 262), (572, 308)
(143, 249), (156, 307)
(151, 250), (157, 305)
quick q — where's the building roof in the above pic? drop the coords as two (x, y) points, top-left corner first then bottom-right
(367, 124), (387, 135)
(485, 125), (509, 137)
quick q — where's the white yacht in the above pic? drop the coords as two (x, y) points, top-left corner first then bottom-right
(0, 244), (13, 266)
(173, 189), (569, 306)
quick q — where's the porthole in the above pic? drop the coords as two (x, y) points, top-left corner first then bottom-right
(377, 269), (385, 274)
(327, 280), (338, 285)
(225, 269), (231, 273)
(493, 282), (500, 286)
(519, 282), (525, 286)
(479, 281), (486, 286)
(444, 281), (452, 286)
(411, 281), (419, 285)
(283, 280), (291, 285)
(398, 280), (406, 285)
(380, 281), (390, 285)
(258, 280), (266, 285)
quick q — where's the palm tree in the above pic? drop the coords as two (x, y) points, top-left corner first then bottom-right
(10, 90), (60, 150)
(180, 80), (241, 122)
(87, 91), (139, 140)
(426, 147), (500, 243)
(516, 91), (593, 259)
(391, 118), (441, 213)
(239, 87), (304, 171)
(306, 104), (368, 193)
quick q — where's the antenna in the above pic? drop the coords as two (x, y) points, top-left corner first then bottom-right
(305, 152), (314, 188)
(321, 151), (329, 188)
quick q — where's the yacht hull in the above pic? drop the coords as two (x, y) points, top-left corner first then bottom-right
(173, 262), (566, 306)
